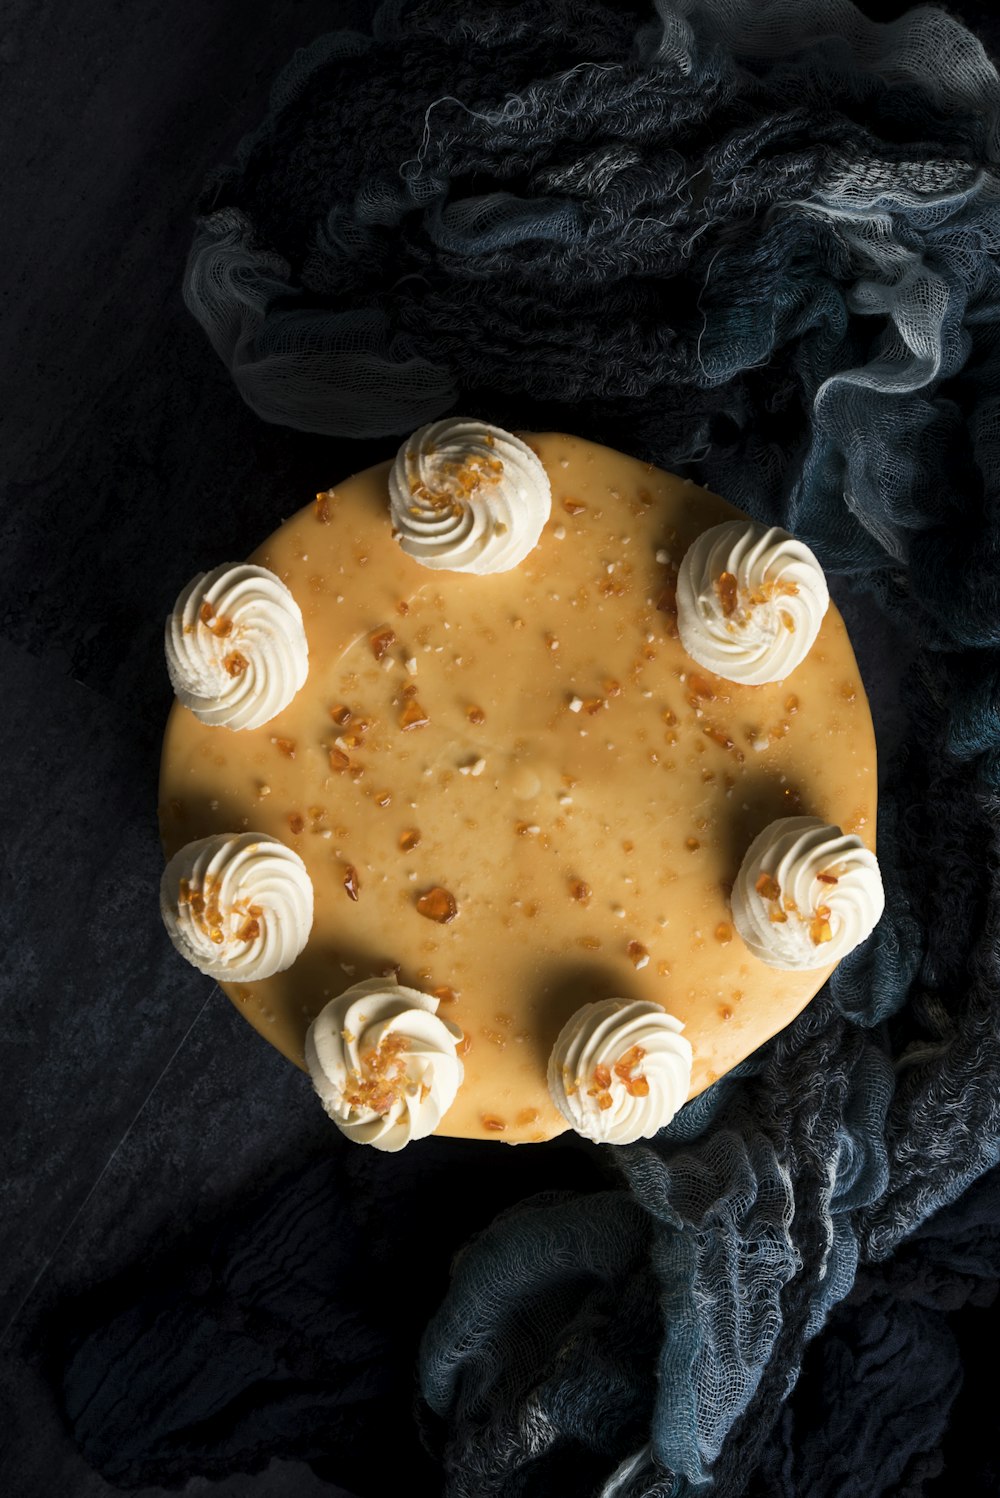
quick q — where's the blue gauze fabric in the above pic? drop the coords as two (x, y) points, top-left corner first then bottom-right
(182, 1), (1000, 1493)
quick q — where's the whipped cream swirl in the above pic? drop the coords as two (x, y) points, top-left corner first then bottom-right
(305, 977), (464, 1151)
(676, 521), (829, 684)
(165, 563), (308, 730)
(731, 816), (884, 971)
(388, 418), (551, 573)
(161, 832), (313, 981)
(547, 998), (692, 1145)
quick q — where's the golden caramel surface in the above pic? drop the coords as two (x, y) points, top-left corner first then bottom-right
(159, 434), (877, 1142)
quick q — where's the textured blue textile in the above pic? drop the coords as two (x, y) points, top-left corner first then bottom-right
(177, 2), (1000, 1494)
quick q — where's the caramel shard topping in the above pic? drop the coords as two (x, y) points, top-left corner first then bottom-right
(769, 907), (789, 924)
(223, 650), (249, 678)
(715, 921), (732, 944)
(688, 673), (716, 701)
(343, 864), (361, 901)
(817, 871), (839, 885)
(409, 453), (503, 521)
(236, 915), (260, 943)
(399, 698), (430, 731)
(604, 679), (622, 698)
(585, 1058), (615, 1112)
(570, 878), (592, 905)
(315, 491), (331, 524)
(457, 1033), (473, 1057)
(685, 837), (700, 852)
(329, 704), (352, 727)
(416, 886), (458, 923)
(715, 571), (739, 617)
(516, 1108), (540, 1126)
(614, 1043), (649, 1097)
(339, 717), (373, 748)
(374, 789), (392, 808)
(328, 747), (351, 772)
(399, 827), (421, 852)
(583, 697), (605, 716)
(432, 984), (458, 1005)
(810, 906), (833, 945)
(785, 694), (799, 715)
(627, 939), (649, 969)
(235, 986), (252, 1005)
(704, 725), (737, 754)
(199, 601), (234, 638)
(369, 626), (396, 661)
(271, 737), (296, 758)
(482, 1115), (507, 1132)
(755, 872), (781, 902)
(466, 705), (486, 724)
(342, 1031), (410, 1115)
(562, 497), (587, 515)
(578, 935), (602, 949)
(781, 613), (796, 633)
(287, 813), (304, 834)
(751, 578), (800, 605)
(661, 708), (678, 727)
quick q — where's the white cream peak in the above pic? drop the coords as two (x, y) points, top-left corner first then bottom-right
(676, 521), (828, 684)
(547, 998), (692, 1145)
(389, 418), (551, 574)
(731, 815), (884, 971)
(305, 977), (464, 1151)
(160, 832), (313, 981)
(165, 562), (308, 730)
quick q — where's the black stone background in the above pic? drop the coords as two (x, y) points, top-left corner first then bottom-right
(1, 2), (997, 1495)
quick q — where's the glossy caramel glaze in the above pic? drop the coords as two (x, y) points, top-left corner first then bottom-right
(159, 434), (877, 1143)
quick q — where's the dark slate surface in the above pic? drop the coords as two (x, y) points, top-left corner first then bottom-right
(1, 3), (373, 1494)
(0, 2), (995, 1496)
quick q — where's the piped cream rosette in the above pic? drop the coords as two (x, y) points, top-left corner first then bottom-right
(731, 816), (884, 971)
(547, 998), (692, 1144)
(165, 562), (308, 730)
(676, 521), (829, 684)
(160, 832), (313, 981)
(388, 418), (551, 573)
(305, 977), (465, 1151)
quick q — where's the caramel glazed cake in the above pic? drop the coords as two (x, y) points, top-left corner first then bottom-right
(159, 420), (884, 1150)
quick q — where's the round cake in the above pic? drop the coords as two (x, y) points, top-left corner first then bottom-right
(158, 427), (879, 1145)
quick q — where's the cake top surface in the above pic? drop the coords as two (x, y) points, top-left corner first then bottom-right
(159, 430), (877, 1143)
